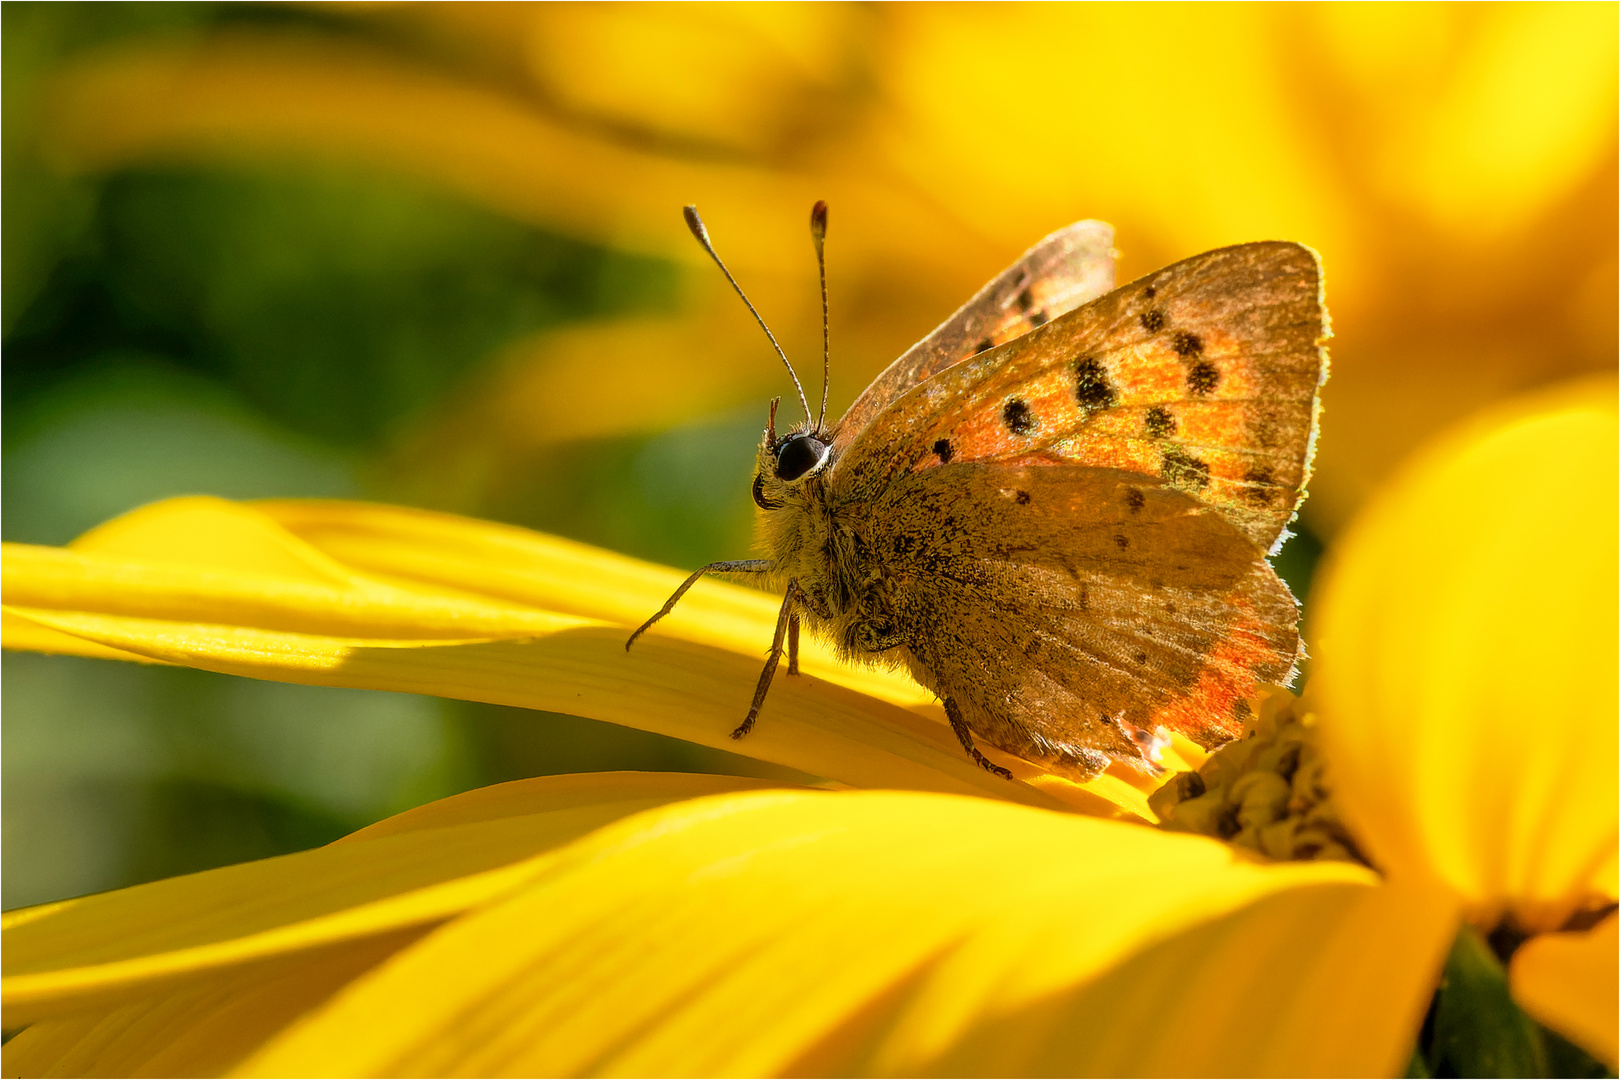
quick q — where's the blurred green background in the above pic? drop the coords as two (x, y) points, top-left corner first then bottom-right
(4, 2), (1612, 909)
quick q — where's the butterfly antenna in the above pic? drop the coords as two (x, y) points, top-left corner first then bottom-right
(810, 201), (830, 433)
(683, 205), (812, 426)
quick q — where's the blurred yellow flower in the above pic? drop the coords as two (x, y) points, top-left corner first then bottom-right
(28, 3), (1616, 534)
(3, 378), (1613, 1075)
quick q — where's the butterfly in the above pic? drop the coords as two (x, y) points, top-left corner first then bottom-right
(629, 203), (1328, 781)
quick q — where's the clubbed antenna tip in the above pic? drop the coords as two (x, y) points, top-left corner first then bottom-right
(683, 204), (709, 245)
(810, 200), (830, 430)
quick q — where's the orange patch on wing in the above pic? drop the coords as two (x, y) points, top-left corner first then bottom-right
(1147, 600), (1287, 747)
(1107, 343), (1187, 399)
(932, 367), (1077, 463)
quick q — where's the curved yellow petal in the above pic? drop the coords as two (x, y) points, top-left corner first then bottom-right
(894, 879), (1454, 1078)
(0, 606), (160, 662)
(3, 606), (1091, 814)
(334, 770), (795, 844)
(3, 496), (1183, 817)
(4, 541), (575, 639)
(2, 928), (429, 1080)
(70, 497), (366, 584)
(1312, 379), (1618, 928)
(1509, 911), (1620, 1070)
(235, 789), (1422, 1079)
(2, 772), (779, 1024)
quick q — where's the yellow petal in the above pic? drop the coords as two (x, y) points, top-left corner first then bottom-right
(2, 496), (1178, 817)
(0, 606), (160, 663)
(2, 772), (783, 1024)
(1509, 911), (1620, 1070)
(235, 789), (1432, 1078)
(3, 605), (1087, 814)
(893, 879), (1455, 1078)
(4, 542), (573, 639)
(70, 496), (365, 583)
(2, 929), (430, 1080)
(1312, 379), (1619, 928)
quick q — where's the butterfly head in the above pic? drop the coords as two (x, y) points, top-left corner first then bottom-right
(753, 396), (830, 510)
(683, 201), (837, 511)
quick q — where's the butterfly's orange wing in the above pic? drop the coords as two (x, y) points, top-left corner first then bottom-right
(827, 242), (1326, 770)
(830, 220), (1115, 455)
(836, 243), (1325, 550)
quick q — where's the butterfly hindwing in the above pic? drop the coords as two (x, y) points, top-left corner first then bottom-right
(831, 220), (1115, 455)
(836, 242), (1327, 551)
(864, 463), (1300, 770)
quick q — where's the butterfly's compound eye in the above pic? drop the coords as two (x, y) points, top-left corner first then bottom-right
(774, 434), (829, 483)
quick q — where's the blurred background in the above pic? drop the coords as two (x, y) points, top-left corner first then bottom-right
(4, 2), (1614, 909)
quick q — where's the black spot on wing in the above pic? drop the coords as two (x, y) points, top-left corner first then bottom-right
(1187, 360), (1220, 396)
(1125, 488), (1146, 513)
(1161, 446), (1211, 491)
(1027, 310), (1048, 328)
(1143, 285), (1157, 300)
(1017, 286), (1035, 312)
(1144, 406), (1176, 439)
(1140, 309), (1166, 332)
(1171, 329), (1203, 357)
(933, 438), (954, 464)
(1113, 534), (1129, 549)
(1074, 357), (1116, 414)
(1015, 490), (1031, 506)
(1002, 397), (1036, 435)
(973, 338), (994, 355)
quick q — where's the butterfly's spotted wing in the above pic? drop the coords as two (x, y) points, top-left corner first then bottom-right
(839, 243), (1325, 547)
(828, 242), (1327, 772)
(830, 220), (1115, 455)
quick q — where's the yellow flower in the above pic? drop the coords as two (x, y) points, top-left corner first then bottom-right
(2, 379), (1613, 1075)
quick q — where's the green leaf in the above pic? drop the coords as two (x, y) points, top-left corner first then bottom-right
(1431, 925), (1547, 1078)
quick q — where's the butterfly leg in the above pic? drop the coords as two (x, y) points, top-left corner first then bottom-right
(625, 560), (772, 650)
(943, 698), (1014, 781)
(733, 580), (803, 740)
(787, 613), (801, 676)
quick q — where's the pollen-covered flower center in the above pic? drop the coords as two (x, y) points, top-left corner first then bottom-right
(1150, 688), (1364, 865)
(775, 434), (829, 482)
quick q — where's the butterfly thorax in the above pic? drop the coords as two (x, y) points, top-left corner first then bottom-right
(753, 437), (905, 666)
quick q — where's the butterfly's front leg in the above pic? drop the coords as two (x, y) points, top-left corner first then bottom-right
(787, 613), (800, 676)
(734, 580), (805, 740)
(625, 560), (772, 650)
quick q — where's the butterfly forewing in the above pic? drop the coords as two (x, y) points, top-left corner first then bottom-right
(831, 220), (1115, 455)
(835, 242), (1327, 551)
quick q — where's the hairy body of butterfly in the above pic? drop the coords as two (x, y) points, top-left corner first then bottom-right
(634, 219), (1329, 782)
